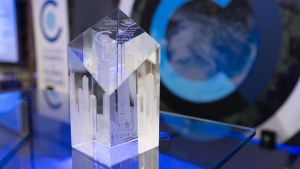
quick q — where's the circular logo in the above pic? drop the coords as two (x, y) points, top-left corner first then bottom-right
(40, 0), (62, 42)
(150, 0), (259, 103)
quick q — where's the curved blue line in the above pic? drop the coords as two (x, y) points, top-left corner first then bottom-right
(43, 90), (62, 110)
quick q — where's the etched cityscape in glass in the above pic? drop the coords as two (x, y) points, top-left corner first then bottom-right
(68, 9), (160, 166)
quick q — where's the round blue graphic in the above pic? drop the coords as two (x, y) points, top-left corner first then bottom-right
(46, 11), (56, 30)
(40, 0), (62, 42)
(150, 0), (258, 103)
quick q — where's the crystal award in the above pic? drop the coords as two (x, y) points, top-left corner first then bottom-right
(68, 9), (160, 165)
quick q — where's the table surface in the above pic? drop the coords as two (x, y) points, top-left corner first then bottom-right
(0, 90), (256, 169)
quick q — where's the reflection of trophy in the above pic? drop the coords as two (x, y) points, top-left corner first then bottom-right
(72, 147), (159, 169)
(68, 9), (160, 167)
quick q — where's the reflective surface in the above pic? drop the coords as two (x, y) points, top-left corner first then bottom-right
(0, 90), (255, 169)
(0, 91), (29, 168)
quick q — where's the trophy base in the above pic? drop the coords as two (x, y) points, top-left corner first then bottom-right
(73, 139), (138, 166)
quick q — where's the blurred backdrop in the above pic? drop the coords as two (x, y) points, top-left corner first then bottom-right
(1, 0), (300, 154)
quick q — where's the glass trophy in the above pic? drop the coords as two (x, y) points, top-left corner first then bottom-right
(68, 9), (160, 166)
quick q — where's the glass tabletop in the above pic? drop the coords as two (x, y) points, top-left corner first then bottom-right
(0, 90), (256, 169)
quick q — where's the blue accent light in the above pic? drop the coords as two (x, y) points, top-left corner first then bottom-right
(160, 153), (205, 169)
(251, 139), (300, 155)
(0, 92), (22, 132)
(0, 93), (20, 114)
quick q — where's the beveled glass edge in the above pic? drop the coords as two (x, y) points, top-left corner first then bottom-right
(160, 111), (256, 136)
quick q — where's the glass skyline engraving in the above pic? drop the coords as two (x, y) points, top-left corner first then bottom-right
(68, 9), (160, 165)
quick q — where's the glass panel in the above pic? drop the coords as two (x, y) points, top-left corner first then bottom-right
(0, 90), (255, 169)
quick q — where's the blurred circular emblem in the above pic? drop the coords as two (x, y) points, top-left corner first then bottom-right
(151, 0), (259, 103)
(40, 0), (62, 42)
